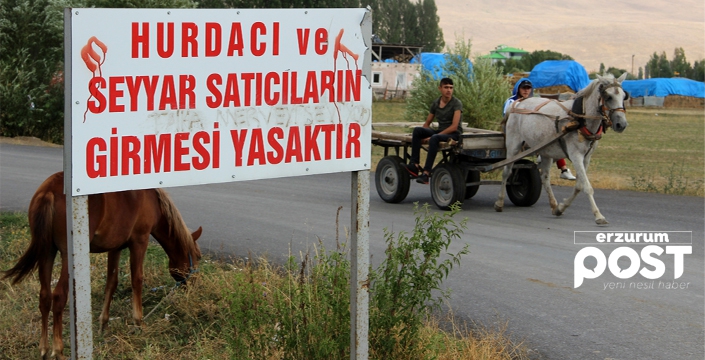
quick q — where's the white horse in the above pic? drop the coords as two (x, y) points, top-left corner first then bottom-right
(495, 73), (629, 224)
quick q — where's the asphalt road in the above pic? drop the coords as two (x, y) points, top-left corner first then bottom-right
(1, 142), (703, 360)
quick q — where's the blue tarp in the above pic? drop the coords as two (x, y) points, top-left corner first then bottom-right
(527, 60), (590, 92)
(410, 52), (473, 80)
(621, 78), (705, 98)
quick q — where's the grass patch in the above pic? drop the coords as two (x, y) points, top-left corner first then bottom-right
(372, 99), (408, 123)
(589, 108), (704, 196)
(371, 102), (704, 196)
(0, 209), (529, 360)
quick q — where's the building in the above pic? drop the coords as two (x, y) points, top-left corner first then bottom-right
(479, 44), (528, 64)
(370, 42), (423, 99)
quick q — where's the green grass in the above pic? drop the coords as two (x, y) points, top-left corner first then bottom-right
(372, 99), (409, 123)
(371, 101), (705, 196)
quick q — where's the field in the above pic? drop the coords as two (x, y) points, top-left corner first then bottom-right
(371, 101), (705, 196)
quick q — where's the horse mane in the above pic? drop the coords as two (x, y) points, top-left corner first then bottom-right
(154, 188), (195, 254)
(575, 73), (616, 98)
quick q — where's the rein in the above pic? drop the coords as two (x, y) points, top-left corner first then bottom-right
(509, 81), (626, 142)
(176, 253), (198, 287)
(144, 253), (198, 321)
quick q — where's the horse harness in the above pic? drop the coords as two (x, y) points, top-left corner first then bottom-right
(567, 82), (627, 140)
(507, 81), (626, 157)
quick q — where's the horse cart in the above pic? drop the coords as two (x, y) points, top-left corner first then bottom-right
(372, 127), (561, 210)
(373, 74), (628, 223)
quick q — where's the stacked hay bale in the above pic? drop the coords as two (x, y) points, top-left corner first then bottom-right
(663, 95), (705, 108)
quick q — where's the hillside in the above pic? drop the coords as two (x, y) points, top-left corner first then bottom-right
(435, 0), (705, 73)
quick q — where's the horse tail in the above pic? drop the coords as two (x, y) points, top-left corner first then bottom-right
(2, 184), (56, 285)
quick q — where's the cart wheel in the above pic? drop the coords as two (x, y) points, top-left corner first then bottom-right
(465, 170), (481, 199)
(506, 159), (542, 207)
(431, 163), (466, 210)
(375, 156), (411, 203)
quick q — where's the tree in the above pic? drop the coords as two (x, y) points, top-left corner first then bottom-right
(402, 1), (420, 45)
(638, 66), (643, 80)
(366, 0), (443, 51)
(603, 67), (635, 80)
(378, 0), (405, 43)
(599, 63), (605, 74)
(692, 60), (705, 82)
(501, 58), (523, 74)
(645, 52), (658, 78)
(0, 0), (64, 142)
(417, 0), (444, 52)
(657, 51), (671, 78)
(671, 47), (690, 78)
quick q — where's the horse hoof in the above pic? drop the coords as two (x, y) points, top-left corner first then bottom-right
(596, 218), (609, 225)
(494, 204), (503, 212)
(552, 208), (563, 216)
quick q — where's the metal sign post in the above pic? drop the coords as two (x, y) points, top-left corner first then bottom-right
(350, 170), (370, 359)
(350, 10), (372, 359)
(65, 196), (94, 360)
(64, 9), (94, 359)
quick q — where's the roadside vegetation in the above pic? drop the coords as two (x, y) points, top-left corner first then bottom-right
(0, 208), (530, 359)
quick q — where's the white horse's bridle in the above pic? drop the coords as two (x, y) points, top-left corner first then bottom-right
(597, 82), (628, 127)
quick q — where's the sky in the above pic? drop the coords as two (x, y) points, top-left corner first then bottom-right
(434, 0), (705, 73)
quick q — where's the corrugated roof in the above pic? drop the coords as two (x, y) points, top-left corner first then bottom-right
(479, 53), (508, 59)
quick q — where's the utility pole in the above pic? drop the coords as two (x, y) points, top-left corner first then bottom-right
(631, 54), (635, 77)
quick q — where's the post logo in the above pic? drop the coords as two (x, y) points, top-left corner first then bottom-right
(573, 231), (692, 288)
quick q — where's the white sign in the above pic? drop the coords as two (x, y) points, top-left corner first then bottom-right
(69, 8), (371, 195)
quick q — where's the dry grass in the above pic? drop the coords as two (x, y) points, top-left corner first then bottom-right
(372, 102), (705, 196)
(418, 313), (531, 360)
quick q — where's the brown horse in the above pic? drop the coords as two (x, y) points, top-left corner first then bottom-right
(2, 171), (202, 360)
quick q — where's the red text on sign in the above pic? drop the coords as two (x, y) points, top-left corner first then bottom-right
(206, 69), (361, 108)
(229, 122), (361, 167)
(87, 75), (196, 113)
(86, 125), (221, 178)
(296, 28), (328, 55)
(131, 21), (280, 58)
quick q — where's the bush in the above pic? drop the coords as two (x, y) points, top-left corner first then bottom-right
(369, 202), (469, 359)
(405, 37), (512, 131)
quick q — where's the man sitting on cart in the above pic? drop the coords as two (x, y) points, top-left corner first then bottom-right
(405, 77), (463, 184)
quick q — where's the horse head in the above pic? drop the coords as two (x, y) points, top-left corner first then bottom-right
(170, 226), (202, 285)
(595, 73), (629, 133)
